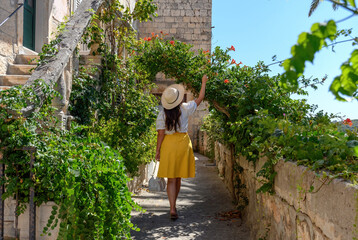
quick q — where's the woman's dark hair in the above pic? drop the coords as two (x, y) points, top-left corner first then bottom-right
(164, 104), (181, 132)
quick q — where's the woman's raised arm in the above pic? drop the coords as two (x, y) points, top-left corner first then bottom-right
(195, 74), (208, 107)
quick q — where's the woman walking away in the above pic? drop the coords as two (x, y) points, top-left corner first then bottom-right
(155, 74), (208, 220)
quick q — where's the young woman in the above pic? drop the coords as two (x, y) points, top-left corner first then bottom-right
(155, 75), (208, 220)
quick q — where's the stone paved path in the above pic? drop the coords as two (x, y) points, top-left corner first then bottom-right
(130, 153), (251, 240)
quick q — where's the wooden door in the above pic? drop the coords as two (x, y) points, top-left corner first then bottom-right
(23, 0), (36, 50)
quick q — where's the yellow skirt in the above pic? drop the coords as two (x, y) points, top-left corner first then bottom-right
(157, 132), (195, 178)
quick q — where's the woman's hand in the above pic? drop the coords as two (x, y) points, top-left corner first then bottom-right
(202, 74), (208, 84)
(155, 151), (160, 161)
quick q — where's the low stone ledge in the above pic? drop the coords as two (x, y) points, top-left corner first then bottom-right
(197, 132), (358, 240)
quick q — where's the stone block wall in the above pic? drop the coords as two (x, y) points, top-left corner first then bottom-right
(3, 199), (60, 240)
(198, 130), (358, 240)
(138, 0), (212, 149)
(137, 0), (212, 52)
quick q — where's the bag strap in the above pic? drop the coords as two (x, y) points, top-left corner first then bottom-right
(151, 161), (158, 177)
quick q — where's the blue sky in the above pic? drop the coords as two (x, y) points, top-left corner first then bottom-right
(212, 0), (358, 119)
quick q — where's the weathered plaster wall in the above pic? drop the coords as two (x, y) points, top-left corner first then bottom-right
(138, 0), (212, 149)
(198, 130), (358, 240)
(0, 1), (19, 74)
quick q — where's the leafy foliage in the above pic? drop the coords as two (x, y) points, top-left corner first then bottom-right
(194, 47), (358, 193)
(0, 0), (158, 238)
(282, 0), (358, 101)
(132, 34), (358, 193)
(70, 0), (159, 175)
(0, 82), (141, 238)
(282, 20), (337, 90)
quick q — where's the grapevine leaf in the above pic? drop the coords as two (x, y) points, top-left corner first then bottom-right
(347, 0), (356, 8)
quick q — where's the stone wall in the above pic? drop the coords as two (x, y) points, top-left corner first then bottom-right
(0, 1), (19, 74)
(4, 200), (60, 240)
(138, 0), (212, 149)
(198, 130), (358, 240)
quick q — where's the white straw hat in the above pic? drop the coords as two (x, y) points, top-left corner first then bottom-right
(161, 84), (185, 109)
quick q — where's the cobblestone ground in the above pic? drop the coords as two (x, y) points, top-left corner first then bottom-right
(130, 153), (251, 240)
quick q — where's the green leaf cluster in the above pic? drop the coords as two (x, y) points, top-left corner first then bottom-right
(0, 81), (140, 239)
(282, 20), (337, 89)
(283, 1), (358, 101)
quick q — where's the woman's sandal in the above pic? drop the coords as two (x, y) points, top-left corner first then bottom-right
(170, 212), (178, 220)
(170, 208), (178, 220)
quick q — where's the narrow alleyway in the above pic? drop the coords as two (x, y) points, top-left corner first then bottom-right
(130, 153), (251, 240)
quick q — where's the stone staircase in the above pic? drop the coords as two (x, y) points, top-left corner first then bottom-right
(0, 55), (39, 91)
(0, 54), (103, 93)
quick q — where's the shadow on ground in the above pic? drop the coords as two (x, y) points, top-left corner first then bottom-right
(130, 153), (250, 240)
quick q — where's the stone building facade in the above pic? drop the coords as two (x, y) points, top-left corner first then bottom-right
(138, 0), (212, 150)
(0, 0), (78, 74)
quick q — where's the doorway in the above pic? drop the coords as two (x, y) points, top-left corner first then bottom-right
(23, 0), (36, 50)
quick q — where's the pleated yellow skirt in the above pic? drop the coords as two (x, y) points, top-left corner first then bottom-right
(157, 132), (195, 178)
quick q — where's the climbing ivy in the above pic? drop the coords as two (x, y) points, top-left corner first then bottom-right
(70, 0), (159, 175)
(0, 0), (158, 238)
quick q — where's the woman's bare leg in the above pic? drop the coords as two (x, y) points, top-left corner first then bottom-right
(167, 178), (177, 215)
(175, 178), (181, 202)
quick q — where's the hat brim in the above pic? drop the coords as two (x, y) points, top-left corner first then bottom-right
(161, 84), (185, 109)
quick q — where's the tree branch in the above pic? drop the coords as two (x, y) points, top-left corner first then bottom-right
(328, 0), (358, 14)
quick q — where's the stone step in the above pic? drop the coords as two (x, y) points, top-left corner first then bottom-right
(0, 86), (11, 91)
(7, 64), (36, 75)
(15, 55), (39, 65)
(79, 55), (102, 65)
(0, 75), (30, 86)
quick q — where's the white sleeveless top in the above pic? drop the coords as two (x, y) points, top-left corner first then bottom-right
(156, 101), (197, 135)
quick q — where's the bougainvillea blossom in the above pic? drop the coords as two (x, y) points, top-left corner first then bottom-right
(343, 118), (353, 127)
